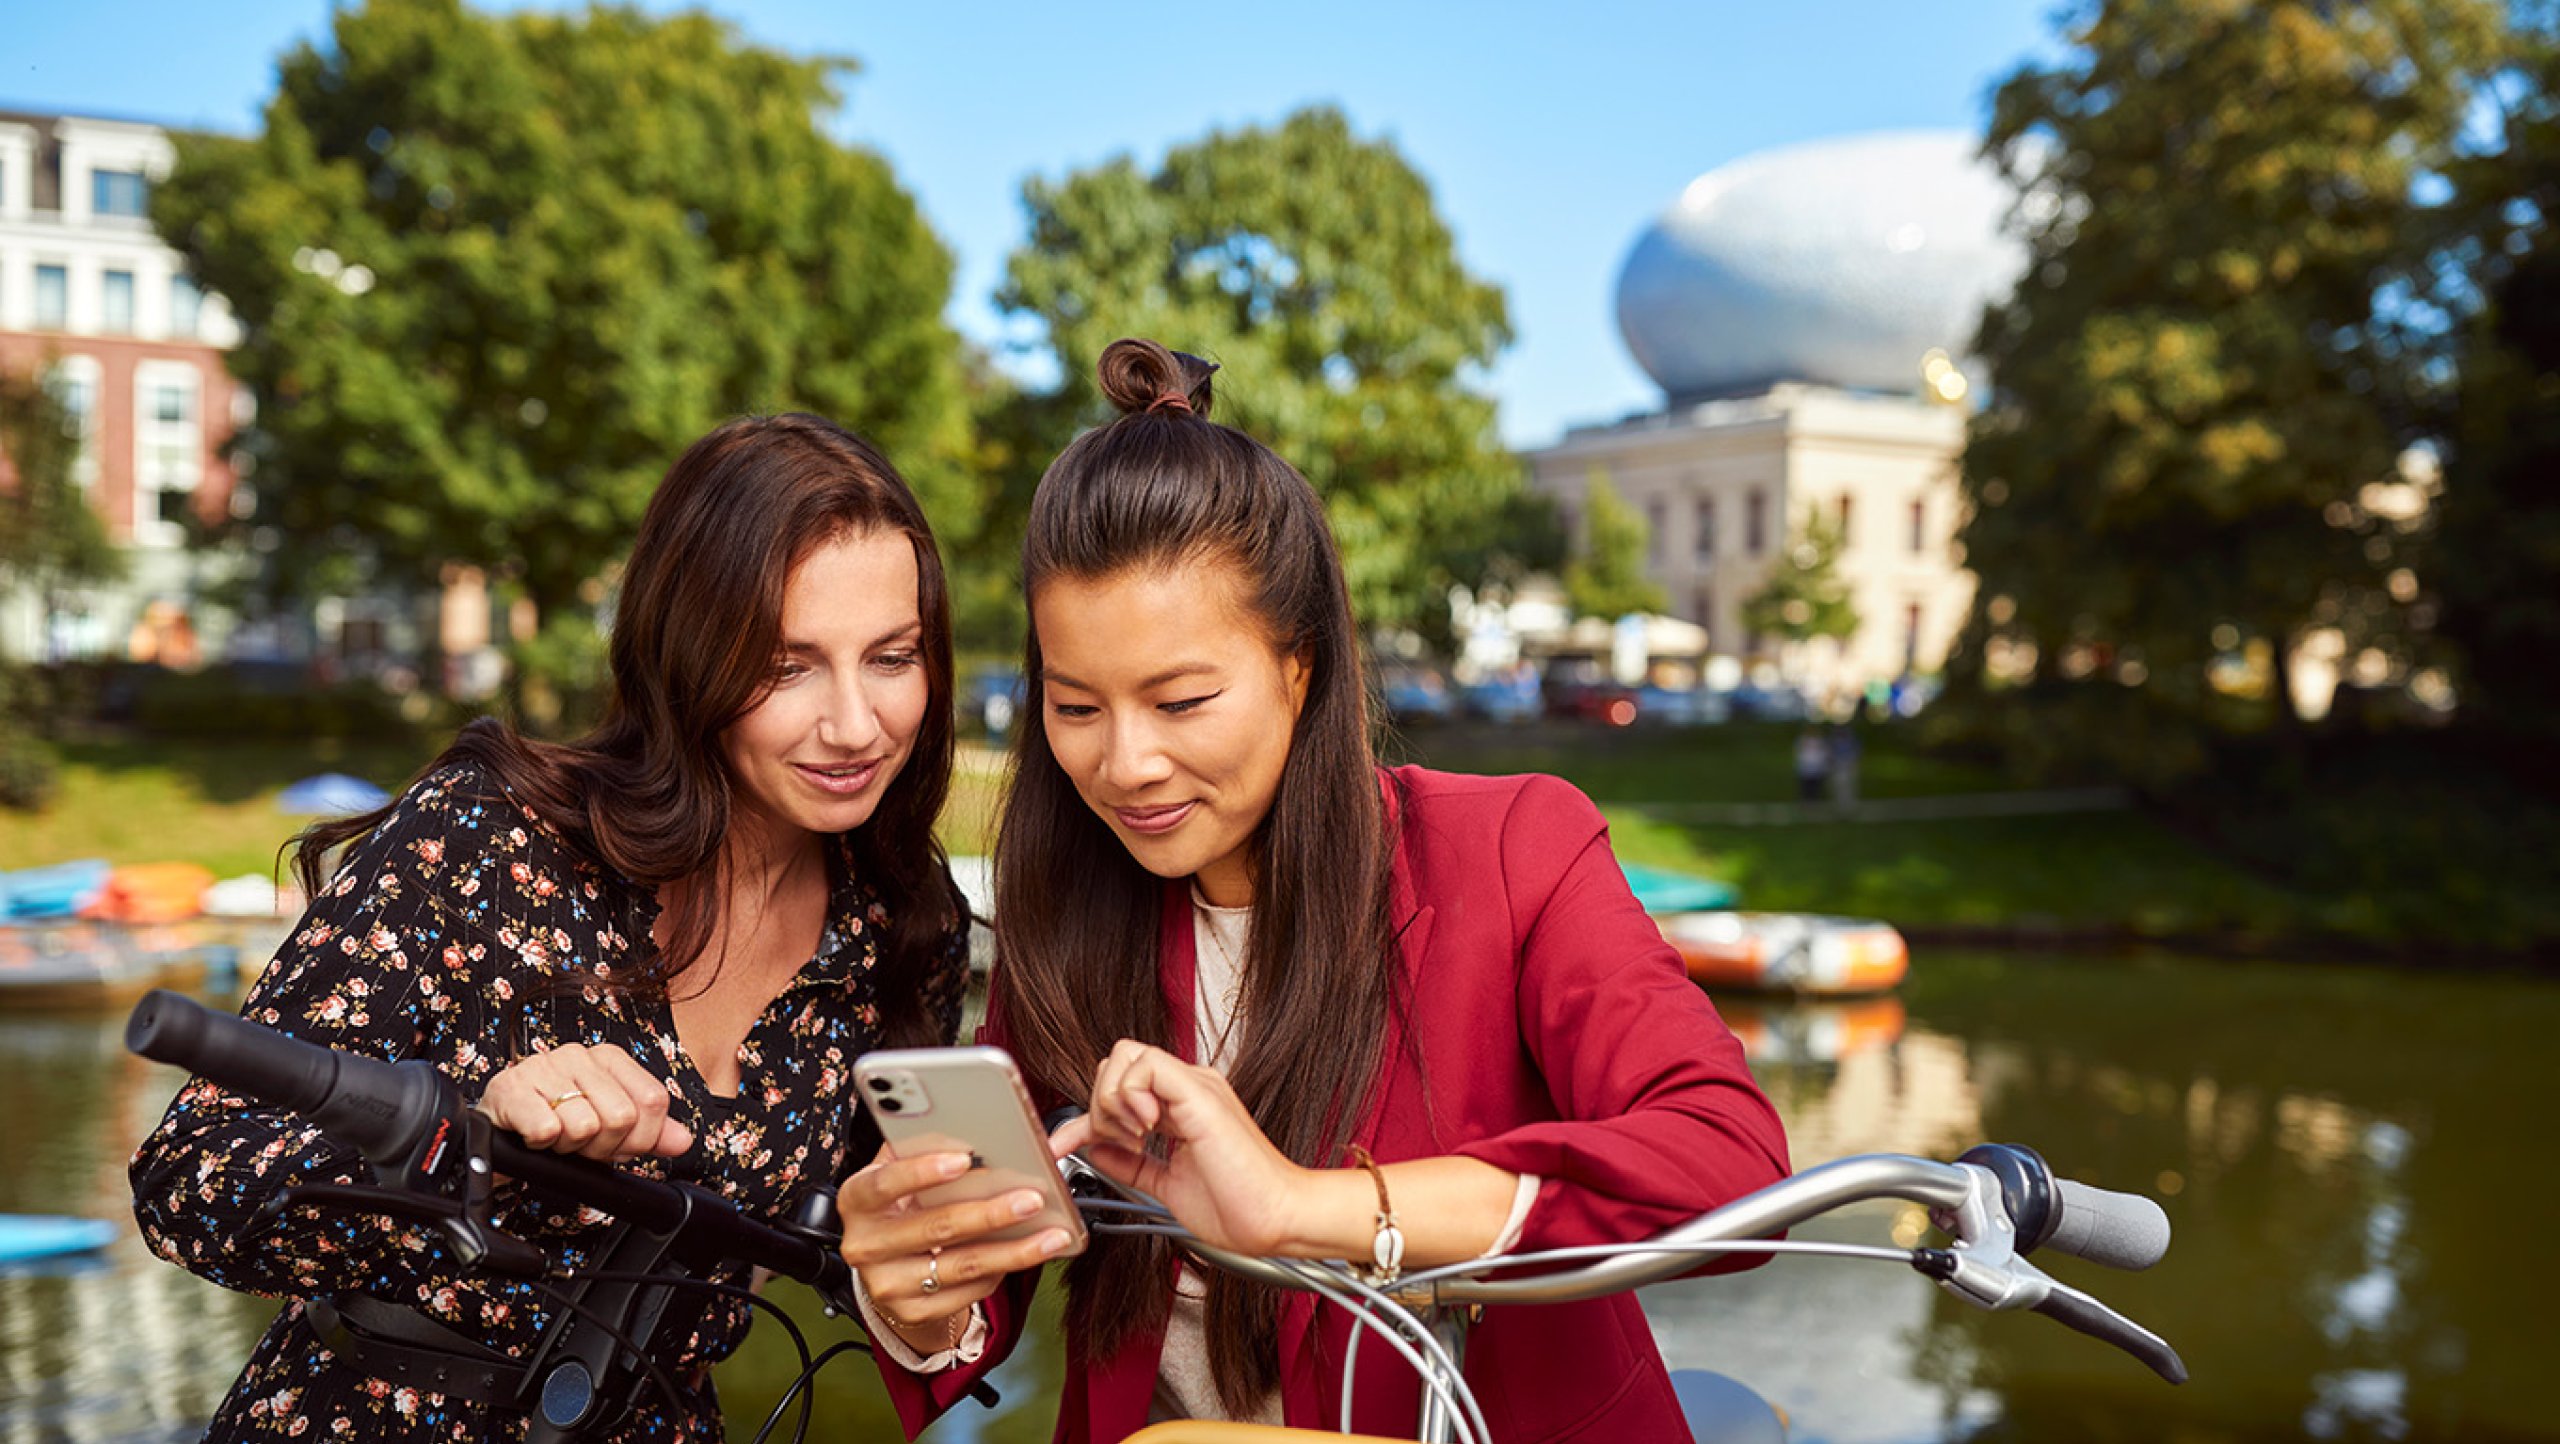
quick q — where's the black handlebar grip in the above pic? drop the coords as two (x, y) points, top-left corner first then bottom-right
(127, 988), (344, 1116)
(2047, 1178), (2171, 1271)
(2033, 1286), (2188, 1384)
(125, 988), (444, 1165)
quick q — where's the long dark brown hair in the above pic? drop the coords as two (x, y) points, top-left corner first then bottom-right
(296, 413), (961, 1046)
(992, 339), (1400, 1410)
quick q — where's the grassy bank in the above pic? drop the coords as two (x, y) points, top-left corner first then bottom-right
(9, 722), (2543, 959)
(0, 733), (1010, 880)
(1392, 720), (2545, 960)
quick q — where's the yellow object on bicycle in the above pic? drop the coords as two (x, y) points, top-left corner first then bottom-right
(1124, 1425), (1412, 1444)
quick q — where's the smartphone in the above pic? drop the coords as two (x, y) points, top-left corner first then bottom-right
(852, 1046), (1088, 1257)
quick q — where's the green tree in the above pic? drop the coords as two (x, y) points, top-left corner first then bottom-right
(999, 106), (1523, 636)
(1950, 0), (2501, 775)
(2434, 15), (2560, 744)
(0, 366), (122, 807)
(1741, 507), (1857, 647)
(0, 367), (119, 605)
(1562, 468), (1664, 620)
(155, 0), (972, 642)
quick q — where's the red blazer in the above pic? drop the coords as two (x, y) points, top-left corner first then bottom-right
(874, 766), (1791, 1443)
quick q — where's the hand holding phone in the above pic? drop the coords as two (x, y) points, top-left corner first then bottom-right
(849, 1046), (1087, 1254)
(835, 1047), (1087, 1358)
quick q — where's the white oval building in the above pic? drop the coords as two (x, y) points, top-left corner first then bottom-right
(1616, 130), (2023, 403)
(1525, 131), (2026, 703)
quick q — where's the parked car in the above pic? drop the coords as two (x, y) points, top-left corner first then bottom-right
(1726, 682), (1812, 721)
(1379, 666), (1456, 726)
(1633, 684), (1730, 726)
(961, 665), (1026, 739)
(1548, 681), (1640, 727)
(1459, 671), (1544, 725)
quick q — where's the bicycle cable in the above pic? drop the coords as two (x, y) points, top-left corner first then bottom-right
(562, 1266), (887, 1444)
(749, 1339), (875, 1444)
(1090, 1223), (1493, 1444)
(1395, 1236), (1917, 1289)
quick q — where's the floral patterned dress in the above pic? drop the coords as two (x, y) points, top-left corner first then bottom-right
(130, 763), (967, 1442)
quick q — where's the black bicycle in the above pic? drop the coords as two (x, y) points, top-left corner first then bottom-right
(124, 988), (995, 1444)
(132, 986), (2184, 1444)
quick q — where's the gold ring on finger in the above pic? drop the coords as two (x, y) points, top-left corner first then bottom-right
(548, 1087), (587, 1110)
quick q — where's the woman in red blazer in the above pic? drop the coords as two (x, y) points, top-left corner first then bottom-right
(836, 339), (1791, 1442)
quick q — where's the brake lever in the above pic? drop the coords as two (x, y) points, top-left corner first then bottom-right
(1912, 1247), (2186, 1384)
(267, 1180), (548, 1276)
(2031, 1278), (2188, 1384)
(271, 1105), (548, 1277)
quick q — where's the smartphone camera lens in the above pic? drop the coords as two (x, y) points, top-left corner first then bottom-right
(867, 1076), (895, 1093)
(878, 1097), (904, 1113)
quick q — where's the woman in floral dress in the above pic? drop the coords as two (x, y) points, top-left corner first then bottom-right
(131, 414), (974, 1442)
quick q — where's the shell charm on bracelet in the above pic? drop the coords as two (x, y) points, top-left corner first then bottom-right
(1370, 1215), (1406, 1285)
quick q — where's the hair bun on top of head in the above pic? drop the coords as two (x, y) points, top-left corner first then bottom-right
(1097, 337), (1217, 420)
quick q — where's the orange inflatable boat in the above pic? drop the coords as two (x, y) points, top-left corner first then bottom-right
(78, 862), (218, 924)
(1656, 911), (1909, 995)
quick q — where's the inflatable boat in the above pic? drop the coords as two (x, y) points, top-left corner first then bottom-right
(1657, 910), (1909, 995)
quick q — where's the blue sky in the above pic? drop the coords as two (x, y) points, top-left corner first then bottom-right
(6, 1), (2061, 447)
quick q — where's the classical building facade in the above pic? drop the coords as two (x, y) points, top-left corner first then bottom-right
(0, 110), (249, 664)
(1528, 384), (1975, 699)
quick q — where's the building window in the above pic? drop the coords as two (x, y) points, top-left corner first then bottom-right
(93, 169), (150, 218)
(102, 270), (136, 333)
(134, 364), (203, 547)
(1646, 497), (1667, 566)
(1837, 494), (1855, 545)
(1694, 588), (1715, 639)
(171, 274), (204, 338)
(1905, 602), (1925, 669)
(1747, 488), (1767, 556)
(35, 265), (69, 329)
(1694, 497), (1717, 562)
(45, 358), (101, 488)
(1909, 498), (1928, 554)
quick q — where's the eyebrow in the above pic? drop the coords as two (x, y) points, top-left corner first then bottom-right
(779, 622), (921, 656)
(1042, 662), (1221, 692)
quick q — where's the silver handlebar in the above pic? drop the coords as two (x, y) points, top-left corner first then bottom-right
(1066, 1145), (2187, 1388)
(1432, 1153), (1971, 1304)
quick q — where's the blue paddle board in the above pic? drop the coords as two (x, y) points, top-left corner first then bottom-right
(0, 1215), (116, 1264)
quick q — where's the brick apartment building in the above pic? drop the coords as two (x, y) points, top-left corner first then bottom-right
(0, 109), (250, 665)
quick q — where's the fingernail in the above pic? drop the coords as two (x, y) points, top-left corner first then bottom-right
(1039, 1229), (1071, 1256)
(1010, 1191), (1041, 1218)
(938, 1153), (970, 1179)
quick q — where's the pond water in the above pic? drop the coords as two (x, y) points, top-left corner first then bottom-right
(2, 948), (2550, 1443)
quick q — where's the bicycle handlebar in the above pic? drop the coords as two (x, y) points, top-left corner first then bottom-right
(125, 989), (854, 1299)
(1430, 1153), (1971, 1304)
(1075, 1142), (2188, 1389)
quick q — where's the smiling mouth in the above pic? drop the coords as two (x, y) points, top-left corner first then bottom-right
(1113, 801), (1196, 835)
(794, 759), (883, 795)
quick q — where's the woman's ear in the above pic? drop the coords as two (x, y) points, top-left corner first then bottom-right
(1282, 644), (1314, 716)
